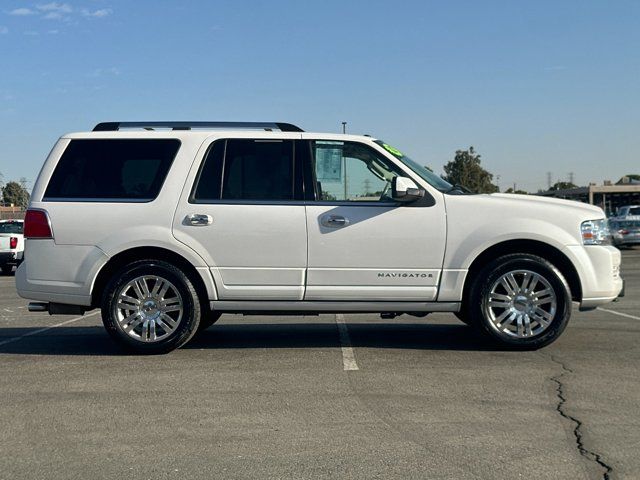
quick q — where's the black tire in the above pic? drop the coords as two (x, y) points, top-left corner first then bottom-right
(466, 253), (571, 350)
(453, 311), (472, 326)
(197, 311), (222, 332)
(101, 259), (202, 354)
(1, 265), (12, 276)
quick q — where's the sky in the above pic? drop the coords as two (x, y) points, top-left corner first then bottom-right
(0, 0), (638, 192)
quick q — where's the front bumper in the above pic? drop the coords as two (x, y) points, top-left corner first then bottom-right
(564, 245), (624, 310)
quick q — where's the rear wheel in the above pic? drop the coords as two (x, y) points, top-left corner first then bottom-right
(466, 254), (571, 350)
(101, 260), (201, 354)
(1, 265), (12, 275)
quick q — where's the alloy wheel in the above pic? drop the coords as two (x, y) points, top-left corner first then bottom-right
(484, 269), (557, 338)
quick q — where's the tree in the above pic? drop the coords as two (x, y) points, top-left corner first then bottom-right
(505, 187), (528, 195)
(321, 190), (337, 201)
(549, 181), (577, 191)
(442, 147), (498, 194)
(2, 181), (30, 208)
(617, 174), (640, 184)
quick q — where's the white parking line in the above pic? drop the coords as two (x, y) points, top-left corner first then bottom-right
(0, 311), (100, 347)
(597, 307), (640, 321)
(335, 314), (359, 371)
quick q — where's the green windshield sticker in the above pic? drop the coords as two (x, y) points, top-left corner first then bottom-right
(381, 143), (403, 157)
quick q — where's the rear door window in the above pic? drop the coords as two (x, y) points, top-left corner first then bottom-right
(192, 139), (298, 202)
(44, 139), (180, 201)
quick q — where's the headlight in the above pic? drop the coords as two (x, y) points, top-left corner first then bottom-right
(581, 219), (611, 245)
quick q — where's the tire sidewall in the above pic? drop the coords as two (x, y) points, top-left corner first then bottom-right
(197, 311), (222, 332)
(101, 260), (201, 354)
(470, 255), (571, 349)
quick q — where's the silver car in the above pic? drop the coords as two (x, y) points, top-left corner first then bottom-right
(610, 219), (640, 248)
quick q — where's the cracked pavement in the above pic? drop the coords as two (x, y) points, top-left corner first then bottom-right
(0, 248), (638, 479)
(549, 355), (613, 479)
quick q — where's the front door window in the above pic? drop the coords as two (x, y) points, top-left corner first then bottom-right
(311, 141), (403, 202)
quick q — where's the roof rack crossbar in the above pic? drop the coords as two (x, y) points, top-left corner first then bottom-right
(92, 121), (304, 132)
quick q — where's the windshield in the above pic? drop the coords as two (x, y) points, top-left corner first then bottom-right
(374, 140), (453, 192)
(0, 221), (23, 234)
(628, 207), (640, 216)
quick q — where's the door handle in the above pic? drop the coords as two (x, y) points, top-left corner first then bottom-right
(187, 214), (213, 226)
(321, 215), (349, 228)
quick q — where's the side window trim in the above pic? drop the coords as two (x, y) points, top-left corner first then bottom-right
(218, 139), (228, 199)
(189, 139), (225, 204)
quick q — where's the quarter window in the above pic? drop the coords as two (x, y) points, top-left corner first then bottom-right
(44, 139), (180, 201)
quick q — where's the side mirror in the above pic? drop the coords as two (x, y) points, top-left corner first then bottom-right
(392, 176), (425, 202)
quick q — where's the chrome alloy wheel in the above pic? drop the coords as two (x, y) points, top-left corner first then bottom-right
(484, 269), (557, 338)
(114, 275), (184, 343)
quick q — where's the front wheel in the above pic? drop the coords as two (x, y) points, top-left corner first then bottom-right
(454, 311), (472, 326)
(466, 254), (571, 350)
(101, 260), (202, 354)
(197, 311), (222, 332)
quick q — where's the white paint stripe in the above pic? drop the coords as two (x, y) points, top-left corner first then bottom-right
(597, 307), (640, 321)
(0, 311), (100, 347)
(335, 314), (359, 371)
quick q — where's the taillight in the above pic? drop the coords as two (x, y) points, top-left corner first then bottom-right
(24, 209), (53, 239)
(10, 237), (18, 249)
(619, 229), (629, 235)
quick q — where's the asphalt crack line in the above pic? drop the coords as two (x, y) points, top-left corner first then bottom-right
(0, 310), (99, 347)
(549, 355), (613, 480)
(335, 314), (359, 371)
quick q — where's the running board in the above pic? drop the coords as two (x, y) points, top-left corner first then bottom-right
(211, 300), (460, 313)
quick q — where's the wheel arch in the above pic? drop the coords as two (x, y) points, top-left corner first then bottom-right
(90, 246), (216, 309)
(462, 239), (582, 303)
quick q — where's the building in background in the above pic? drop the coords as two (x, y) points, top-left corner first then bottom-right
(538, 177), (640, 216)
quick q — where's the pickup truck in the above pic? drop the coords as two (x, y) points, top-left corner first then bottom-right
(0, 219), (24, 275)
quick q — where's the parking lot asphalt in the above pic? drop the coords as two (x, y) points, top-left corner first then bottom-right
(0, 249), (638, 480)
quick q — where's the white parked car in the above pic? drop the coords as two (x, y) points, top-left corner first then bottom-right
(17, 121), (624, 353)
(0, 219), (24, 275)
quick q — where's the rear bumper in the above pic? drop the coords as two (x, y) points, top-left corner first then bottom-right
(15, 241), (108, 307)
(0, 251), (22, 265)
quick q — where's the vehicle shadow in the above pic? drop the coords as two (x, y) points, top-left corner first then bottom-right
(0, 322), (499, 356)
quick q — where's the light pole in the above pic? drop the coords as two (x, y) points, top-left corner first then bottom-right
(342, 122), (347, 134)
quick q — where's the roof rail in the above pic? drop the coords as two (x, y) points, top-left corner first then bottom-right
(92, 121), (304, 132)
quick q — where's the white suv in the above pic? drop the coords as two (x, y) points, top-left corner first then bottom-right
(17, 121), (624, 353)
